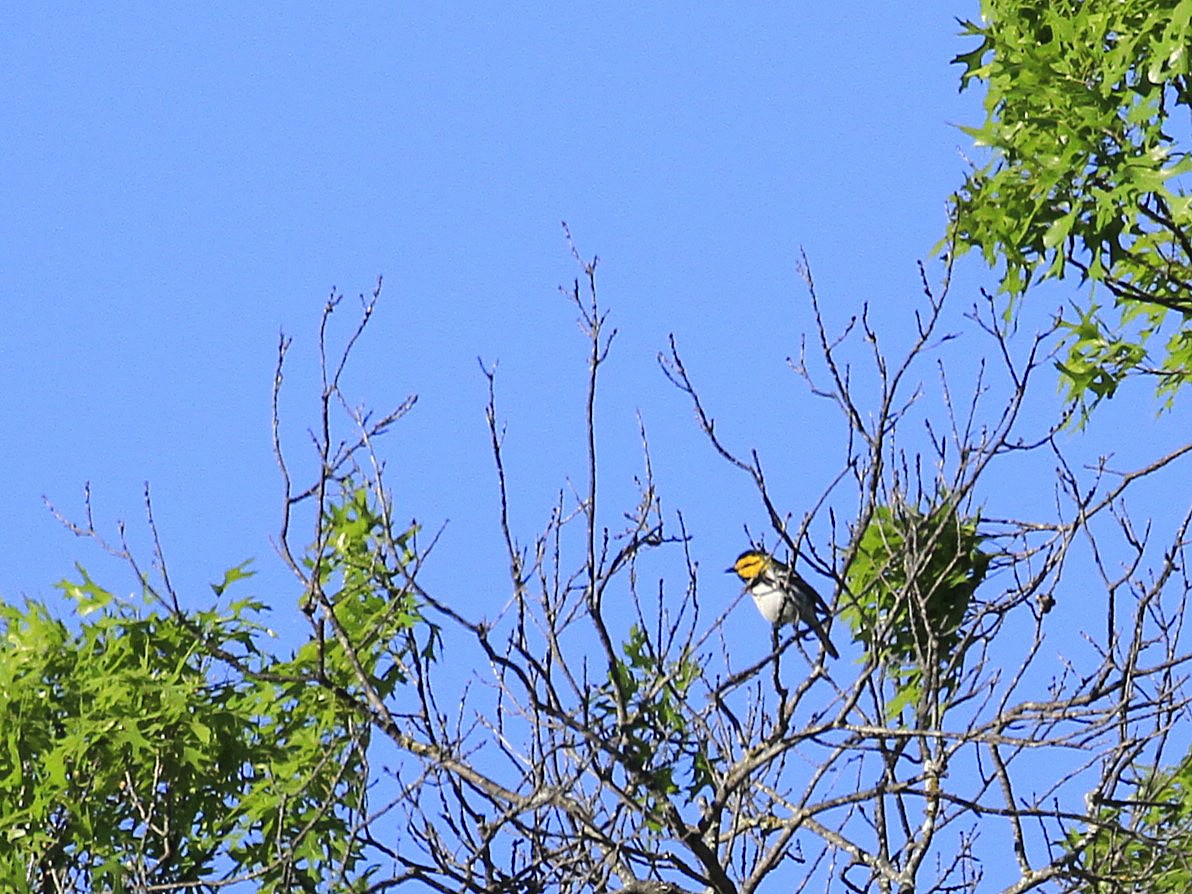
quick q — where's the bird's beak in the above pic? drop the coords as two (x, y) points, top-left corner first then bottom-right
(724, 565), (736, 574)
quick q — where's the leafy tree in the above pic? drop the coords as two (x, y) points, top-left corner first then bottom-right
(950, 0), (1192, 417)
(0, 565), (377, 892)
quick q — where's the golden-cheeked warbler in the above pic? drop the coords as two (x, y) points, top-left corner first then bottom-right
(727, 549), (838, 659)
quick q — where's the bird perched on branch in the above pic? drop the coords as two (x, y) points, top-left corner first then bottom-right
(727, 549), (838, 659)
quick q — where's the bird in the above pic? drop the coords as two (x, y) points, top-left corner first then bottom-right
(727, 549), (838, 659)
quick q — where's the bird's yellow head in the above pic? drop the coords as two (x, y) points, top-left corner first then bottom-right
(727, 550), (771, 582)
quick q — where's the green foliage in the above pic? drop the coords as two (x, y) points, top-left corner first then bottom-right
(300, 483), (432, 701)
(842, 498), (989, 720)
(0, 577), (279, 891)
(1054, 303), (1150, 403)
(950, 0), (1192, 419)
(1068, 752), (1192, 891)
(0, 484), (427, 891)
(601, 624), (713, 829)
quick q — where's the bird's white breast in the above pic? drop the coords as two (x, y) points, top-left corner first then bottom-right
(748, 579), (793, 624)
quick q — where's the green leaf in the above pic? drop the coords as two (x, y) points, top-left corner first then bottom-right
(55, 564), (113, 616)
(210, 559), (256, 597)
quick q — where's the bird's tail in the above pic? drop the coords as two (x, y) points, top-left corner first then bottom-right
(812, 617), (839, 660)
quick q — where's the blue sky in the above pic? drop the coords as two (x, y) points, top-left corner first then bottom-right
(7, 2), (1192, 888)
(3, 3), (996, 613)
(8, 0), (1191, 673)
(8, 3), (1190, 688)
